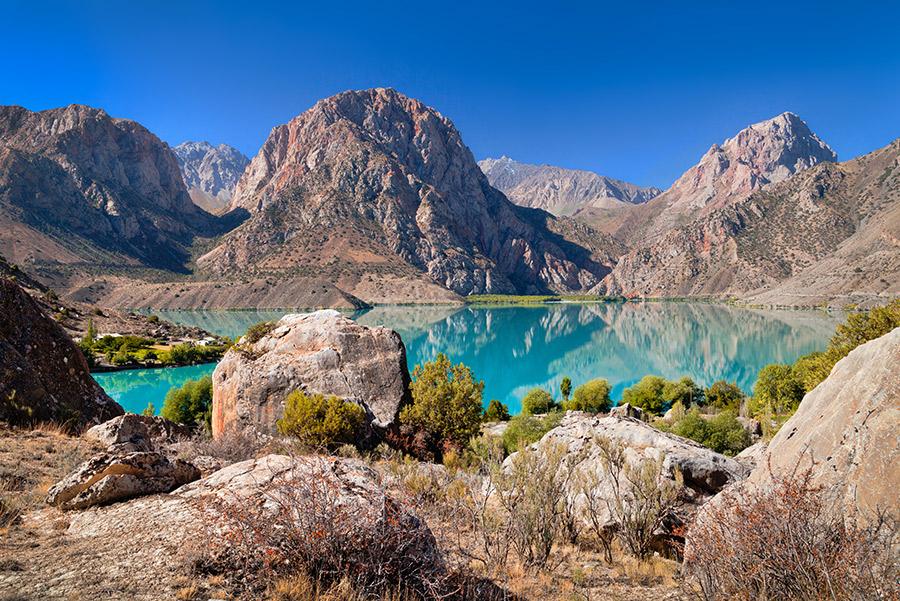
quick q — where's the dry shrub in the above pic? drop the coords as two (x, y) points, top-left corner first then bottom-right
(192, 457), (497, 600)
(177, 428), (264, 465)
(685, 467), (899, 600)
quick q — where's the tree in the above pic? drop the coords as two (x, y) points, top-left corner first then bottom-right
(705, 380), (745, 412)
(483, 399), (511, 422)
(400, 353), (484, 447)
(521, 388), (555, 415)
(85, 318), (96, 345)
(753, 364), (805, 415)
(560, 377), (572, 402)
(565, 378), (612, 413)
(621, 375), (667, 414)
(277, 391), (365, 449)
(663, 376), (704, 407)
(161, 375), (213, 430)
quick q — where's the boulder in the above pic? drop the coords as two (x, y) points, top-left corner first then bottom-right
(0, 279), (123, 427)
(720, 327), (900, 523)
(609, 402), (645, 420)
(46, 452), (200, 510)
(11, 455), (443, 599)
(85, 414), (192, 452)
(211, 310), (411, 440)
(511, 413), (748, 545)
(733, 441), (766, 471)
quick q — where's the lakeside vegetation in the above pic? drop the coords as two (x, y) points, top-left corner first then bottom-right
(464, 293), (626, 304)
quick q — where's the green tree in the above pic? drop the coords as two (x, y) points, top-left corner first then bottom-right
(483, 399), (511, 422)
(564, 378), (612, 413)
(705, 380), (745, 412)
(161, 375), (213, 430)
(560, 377), (572, 402)
(753, 364), (805, 415)
(670, 407), (750, 456)
(663, 376), (705, 407)
(521, 387), (556, 415)
(85, 318), (96, 345)
(400, 353), (484, 447)
(621, 375), (667, 414)
(277, 391), (365, 448)
(790, 352), (832, 393)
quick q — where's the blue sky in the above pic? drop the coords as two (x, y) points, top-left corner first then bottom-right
(2, 0), (898, 188)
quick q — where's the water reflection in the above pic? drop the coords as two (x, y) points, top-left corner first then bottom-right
(105, 302), (839, 415)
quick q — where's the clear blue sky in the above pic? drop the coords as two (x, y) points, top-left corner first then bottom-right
(2, 0), (898, 188)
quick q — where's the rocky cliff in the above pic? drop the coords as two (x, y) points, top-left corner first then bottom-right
(173, 141), (249, 214)
(0, 278), (123, 427)
(597, 139), (900, 303)
(0, 104), (214, 273)
(616, 112), (836, 244)
(200, 88), (621, 296)
(479, 156), (660, 218)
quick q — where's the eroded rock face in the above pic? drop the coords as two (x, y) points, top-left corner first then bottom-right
(174, 141), (249, 214)
(46, 452), (200, 510)
(0, 278), (122, 427)
(514, 413), (748, 540)
(85, 414), (192, 452)
(199, 88), (619, 296)
(736, 327), (900, 520)
(212, 310), (411, 439)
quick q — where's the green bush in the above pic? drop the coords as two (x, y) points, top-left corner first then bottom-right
(668, 408), (751, 456)
(142, 402), (156, 416)
(161, 375), (213, 430)
(663, 376), (705, 407)
(621, 375), (667, 414)
(277, 390), (365, 448)
(400, 353), (484, 447)
(501, 411), (563, 455)
(244, 320), (276, 344)
(560, 377), (572, 402)
(705, 380), (745, 412)
(564, 378), (611, 413)
(790, 352), (831, 392)
(752, 364), (805, 415)
(483, 399), (511, 422)
(521, 388), (556, 415)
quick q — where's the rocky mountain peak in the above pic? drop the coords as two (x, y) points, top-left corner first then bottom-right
(209, 88), (620, 297)
(174, 141), (249, 214)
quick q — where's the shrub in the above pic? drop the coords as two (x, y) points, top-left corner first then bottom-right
(277, 391), (365, 449)
(560, 376), (572, 402)
(621, 375), (667, 414)
(564, 378), (611, 413)
(752, 364), (805, 415)
(483, 399), (510, 422)
(501, 411), (562, 455)
(521, 388), (555, 415)
(400, 353), (484, 448)
(142, 402), (156, 416)
(161, 375), (212, 430)
(147, 314), (160, 324)
(662, 376), (704, 407)
(790, 351), (832, 393)
(244, 320), (275, 344)
(705, 380), (744, 412)
(669, 408), (751, 456)
(685, 468), (899, 600)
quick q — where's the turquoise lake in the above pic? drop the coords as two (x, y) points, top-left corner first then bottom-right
(93, 302), (840, 415)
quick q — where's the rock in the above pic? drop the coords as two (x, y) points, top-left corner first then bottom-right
(9, 455), (442, 599)
(46, 452), (201, 510)
(85, 414), (192, 452)
(212, 310), (411, 440)
(0, 278), (123, 428)
(735, 416), (762, 439)
(200, 87), (619, 297)
(729, 327), (900, 522)
(513, 413), (748, 545)
(733, 441), (766, 470)
(609, 402), (645, 420)
(174, 141), (249, 214)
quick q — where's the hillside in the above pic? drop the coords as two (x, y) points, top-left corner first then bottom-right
(174, 141), (249, 214)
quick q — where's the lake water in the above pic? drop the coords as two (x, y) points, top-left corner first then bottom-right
(93, 302), (840, 415)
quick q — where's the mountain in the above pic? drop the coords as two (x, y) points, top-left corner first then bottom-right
(478, 157), (660, 218)
(0, 104), (213, 274)
(200, 88), (622, 298)
(615, 112), (837, 244)
(174, 141), (249, 214)
(597, 138), (900, 305)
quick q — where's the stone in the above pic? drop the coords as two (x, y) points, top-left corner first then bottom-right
(85, 414), (192, 452)
(0, 278), (123, 427)
(511, 413), (748, 545)
(609, 402), (645, 420)
(46, 452), (200, 510)
(173, 141), (249, 214)
(212, 310), (411, 440)
(730, 327), (900, 522)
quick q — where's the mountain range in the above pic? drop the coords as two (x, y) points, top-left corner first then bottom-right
(0, 91), (896, 308)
